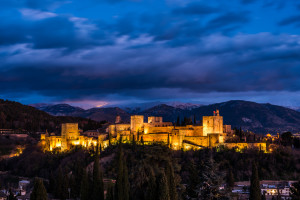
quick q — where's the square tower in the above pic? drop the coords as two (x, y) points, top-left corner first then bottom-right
(130, 115), (144, 134)
(61, 123), (79, 150)
(202, 110), (223, 136)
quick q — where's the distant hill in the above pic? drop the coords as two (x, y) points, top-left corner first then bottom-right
(0, 99), (104, 132)
(36, 103), (84, 116)
(141, 101), (300, 133)
(192, 100), (300, 134)
(33, 100), (300, 134)
(79, 107), (130, 123)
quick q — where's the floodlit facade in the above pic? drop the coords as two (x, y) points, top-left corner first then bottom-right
(41, 123), (108, 151)
(41, 110), (267, 152)
(109, 110), (266, 151)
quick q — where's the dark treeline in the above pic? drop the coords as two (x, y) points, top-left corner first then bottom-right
(0, 99), (105, 132)
(1, 143), (300, 199)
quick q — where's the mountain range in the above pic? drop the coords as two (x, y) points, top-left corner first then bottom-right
(31, 100), (300, 134)
(0, 99), (103, 132)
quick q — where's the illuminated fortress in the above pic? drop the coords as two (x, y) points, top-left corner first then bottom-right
(41, 110), (266, 151)
(110, 110), (228, 150)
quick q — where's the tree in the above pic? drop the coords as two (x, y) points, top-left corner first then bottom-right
(106, 182), (114, 200)
(165, 162), (178, 200)
(226, 168), (234, 189)
(141, 136), (144, 145)
(157, 172), (170, 200)
(145, 171), (157, 200)
(108, 132), (112, 146)
(261, 191), (266, 200)
(92, 145), (104, 200)
(249, 163), (261, 200)
(8, 189), (16, 200)
(290, 181), (300, 200)
(55, 167), (67, 199)
(80, 169), (89, 200)
(30, 178), (48, 200)
(115, 144), (130, 200)
(281, 132), (293, 146)
(186, 161), (199, 198)
(197, 152), (222, 200)
(72, 161), (84, 198)
(176, 116), (180, 126)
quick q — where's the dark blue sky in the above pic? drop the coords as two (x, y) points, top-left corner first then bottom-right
(1, 0), (300, 108)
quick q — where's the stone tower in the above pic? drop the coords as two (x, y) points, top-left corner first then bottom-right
(202, 110), (223, 136)
(130, 115), (144, 134)
(115, 115), (121, 124)
(61, 123), (79, 151)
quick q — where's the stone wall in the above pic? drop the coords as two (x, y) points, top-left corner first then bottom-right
(223, 142), (267, 152)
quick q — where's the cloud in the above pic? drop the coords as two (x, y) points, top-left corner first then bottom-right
(240, 0), (257, 5)
(0, 0), (300, 106)
(207, 12), (250, 31)
(0, 33), (300, 103)
(278, 15), (300, 26)
(172, 3), (219, 15)
(20, 8), (57, 20)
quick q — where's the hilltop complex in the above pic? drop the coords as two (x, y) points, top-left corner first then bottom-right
(41, 110), (266, 152)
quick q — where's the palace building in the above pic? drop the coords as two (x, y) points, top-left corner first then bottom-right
(109, 110), (231, 150)
(41, 110), (266, 152)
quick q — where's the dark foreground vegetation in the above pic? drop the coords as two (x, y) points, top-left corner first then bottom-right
(0, 143), (300, 199)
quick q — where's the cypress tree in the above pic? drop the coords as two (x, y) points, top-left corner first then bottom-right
(165, 162), (178, 200)
(61, 174), (69, 200)
(49, 171), (55, 193)
(157, 172), (170, 200)
(141, 136), (144, 145)
(73, 161), (84, 198)
(249, 163), (261, 200)
(116, 145), (124, 200)
(108, 132), (112, 146)
(92, 145), (104, 200)
(290, 181), (300, 200)
(8, 189), (16, 200)
(261, 191), (266, 200)
(80, 169), (89, 200)
(226, 168), (234, 189)
(30, 178), (48, 200)
(176, 116), (180, 126)
(123, 158), (130, 200)
(186, 161), (199, 198)
(106, 183), (114, 200)
(55, 167), (64, 199)
(115, 144), (130, 200)
(145, 171), (157, 200)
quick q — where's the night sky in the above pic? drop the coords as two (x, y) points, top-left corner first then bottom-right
(1, 0), (300, 108)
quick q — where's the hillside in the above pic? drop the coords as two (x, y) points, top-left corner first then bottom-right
(37, 104), (84, 116)
(33, 100), (300, 134)
(192, 100), (300, 133)
(0, 99), (104, 132)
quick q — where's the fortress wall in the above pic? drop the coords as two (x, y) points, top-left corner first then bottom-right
(223, 143), (267, 152)
(193, 126), (203, 136)
(109, 124), (130, 137)
(148, 116), (163, 123)
(142, 133), (169, 143)
(208, 134), (221, 147)
(183, 136), (208, 147)
(178, 129), (195, 137)
(145, 126), (173, 134)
